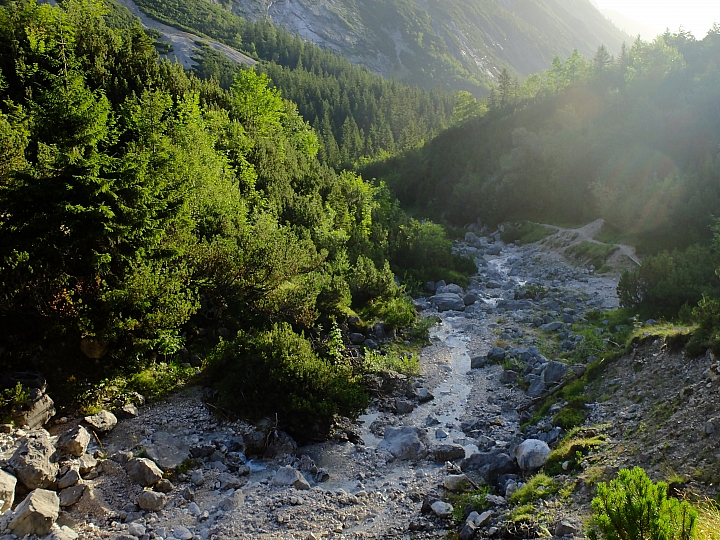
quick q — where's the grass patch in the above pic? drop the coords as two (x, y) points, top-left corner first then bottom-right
(545, 427), (608, 476)
(509, 503), (538, 523)
(449, 487), (491, 524)
(501, 221), (555, 245)
(408, 315), (440, 345)
(364, 349), (420, 376)
(509, 473), (559, 505)
(696, 501), (720, 540)
(566, 241), (619, 269)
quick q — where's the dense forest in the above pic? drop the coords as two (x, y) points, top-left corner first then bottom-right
(119, 0), (456, 168)
(366, 30), (720, 254)
(0, 0), (473, 436)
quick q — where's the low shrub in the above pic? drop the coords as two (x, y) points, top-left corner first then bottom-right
(588, 467), (697, 540)
(450, 487), (491, 524)
(207, 323), (368, 441)
(509, 473), (559, 505)
(364, 349), (420, 376)
(365, 295), (416, 330)
(545, 429), (607, 475)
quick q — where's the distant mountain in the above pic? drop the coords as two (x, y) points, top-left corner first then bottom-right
(601, 9), (660, 40)
(229, 0), (631, 94)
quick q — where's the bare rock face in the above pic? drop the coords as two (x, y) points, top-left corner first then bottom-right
(56, 425), (91, 457)
(0, 468), (17, 512)
(83, 410), (117, 433)
(9, 488), (60, 536)
(9, 430), (59, 489)
(125, 458), (163, 487)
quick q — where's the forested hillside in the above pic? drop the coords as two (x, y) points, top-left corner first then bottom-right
(366, 29), (720, 254)
(229, 0), (629, 94)
(115, 0), (455, 168)
(0, 0), (473, 436)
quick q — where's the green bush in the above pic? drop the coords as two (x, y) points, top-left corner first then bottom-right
(207, 323), (368, 440)
(588, 467), (697, 540)
(501, 221), (555, 245)
(365, 295), (416, 330)
(348, 255), (399, 306)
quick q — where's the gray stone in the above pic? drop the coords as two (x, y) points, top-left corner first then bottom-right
(561, 313), (575, 324)
(540, 321), (562, 332)
(59, 484), (85, 507)
(13, 394), (55, 429)
(83, 410), (117, 433)
(513, 439), (551, 470)
(56, 426), (91, 458)
(459, 522), (476, 540)
(349, 333), (365, 344)
(125, 458), (163, 487)
(470, 356), (486, 369)
(377, 427), (430, 461)
(444, 474), (469, 492)
(526, 377), (547, 398)
(77, 454), (97, 475)
(541, 361), (568, 384)
(430, 500), (453, 517)
(218, 472), (245, 490)
(435, 429), (448, 439)
(363, 339), (379, 350)
(394, 398), (414, 414)
(219, 490), (245, 511)
(0, 469), (17, 512)
(154, 478), (174, 493)
(499, 370), (518, 384)
(437, 283), (464, 295)
(272, 466), (311, 490)
(9, 430), (59, 489)
(486, 280), (502, 289)
(46, 524), (79, 540)
(463, 293), (479, 306)
(417, 387), (434, 402)
(424, 281), (437, 293)
(57, 468), (80, 489)
(127, 522), (146, 536)
(460, 451), (516, 482)
(145, 432), (190, 471)
(137, 490), (166, 511)
(555, 519), (581, 536)
(486, 347), (506, 361)
(430, 444), (466, 462)
(9, 489), (60, 536)
(190, 470), (204, 486)
(431, 293), (466, 312)
(171, 525), (193, 540)
(118, 403), (139, 419)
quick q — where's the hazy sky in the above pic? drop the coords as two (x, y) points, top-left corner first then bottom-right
(594, 0), (719, 38)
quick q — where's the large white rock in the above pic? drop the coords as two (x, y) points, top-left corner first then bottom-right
(56, 425), (91, 457)
(378, 426), (430, 460)
(9, 488), (60, 536)
(125, 457), (163, 487)
(430, 293), (466, 312)
(9, 430), (59, 489)
(0, 468), (17, 512)
(513, 439), (551, 470)
(271, 466), (311, 490)
(83, 410), (117, 433)
(137, 490), (167, 511)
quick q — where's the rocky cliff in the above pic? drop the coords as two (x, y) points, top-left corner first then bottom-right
(228, 0), (630, 93)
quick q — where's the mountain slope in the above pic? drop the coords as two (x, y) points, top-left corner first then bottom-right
(229, 0), (631, 93)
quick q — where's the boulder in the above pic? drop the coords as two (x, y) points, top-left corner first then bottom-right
(470, 356), (486, 369)
(47, 524), (79, 540)
(125, 458), (163, 487)
(137, 490), (167, 511)
(499, 370), (518, 384)
(437, 283), (464, 295)
(57, 468), (80, 489)
(13, 393), (55, 429)
(56, 426), (91, 457)
(145, 431), (191, 471)
(77, 453), (98, 475)
(486, 347), (506, 362)
(394, 398), (414, 414)
(513, 439), (551, 470)
(540, 322), (562, 332)
(460, 450), (517, 482)
(9, 430), (59, 489)
(154, 478), (174, 493)
(59, 484), (85, 507)
(526, 376), (547, 398)
(271, 466), (311, 490)
(463, 293), (479, 306)
(349, 333), (365, 345)
(417, 387), (434, 403)
(542, 361), (568, 384)
(424, 281), (437, 294)
(0, 468), (17, 512)
(444, 474), (470, 492)
(378, 427), (430, 461)
(83, 410), (117, 433)
(555, 518), (581, 536)
(363, 338), (379, 350)
(430, 500), (453, 517)
(9, 489), (60, 536)
(430, 444), (466, 462)
(219, 490), (245, 511)
(431, 293), (466, 312)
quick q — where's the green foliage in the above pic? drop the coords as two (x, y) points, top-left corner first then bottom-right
(552, 398), (589, 430)
(588, 467), (697, 540)
(566, 241), (619, 270)
(364, 295), (416, 330)
(618, 245), (720, 319)
(509, 473), (559, 505)
(545, 429), (607, 475)
(207, 323), (368, 439)
(449, 487), (491, 524)
(500, 221), (554, 245)
(363, 349), (420, 376)
(0, 382), (31, 423)
(348, 255), (398, 306)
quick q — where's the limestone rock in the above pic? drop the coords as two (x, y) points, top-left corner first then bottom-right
(444, 474), (469, 492)
(0, 468), (17, 512)
(9, 488), (60, 536)
(13, 393), (55, 429)
(57, 468), (80, 489)
(56, 425), (91, 457)
(430, 500), (453, 517)
(59, 484), (85, 507)
(219, 490), (245, 511)
(125, 458), (163, 487)
(430, 444), (466, 462)
(541, 361), (568, 384)
(77, 454), (98, 475)
(46, 524), (79, 540)
(83, 410), (117, 433)
(377, 426), (430, 460)
(137, 490), (167, 511)
(9, 430), (58, 489)
(145, 431), (190, 471)
(513, 439), (551, 470)
(271, 466), (311, 490)
(430, 293), (466, 312)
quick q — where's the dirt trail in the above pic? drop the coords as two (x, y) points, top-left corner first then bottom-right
(114, 0), (257, 70)
(538, 218), (641, 268)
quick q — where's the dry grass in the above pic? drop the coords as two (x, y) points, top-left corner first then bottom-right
(695, 500), (720, 540)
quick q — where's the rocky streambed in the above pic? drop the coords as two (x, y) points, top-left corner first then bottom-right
(0, 228), (623, 540)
